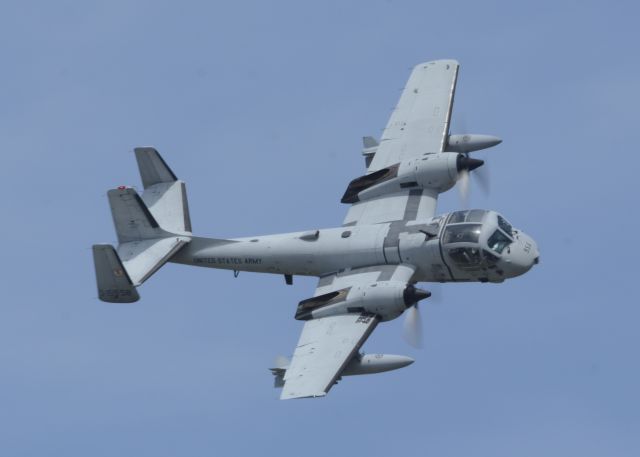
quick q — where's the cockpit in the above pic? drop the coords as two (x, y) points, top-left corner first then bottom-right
(441, 210), (517, 280)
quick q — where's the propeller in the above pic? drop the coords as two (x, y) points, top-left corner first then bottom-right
(456, 153), (489, 208)
(458, 168), (471, 208)
(403, 304), (423, 348)
(273, 355), (290, 369)
(448, 115), (499, 206)
(402, 285), (431, 349)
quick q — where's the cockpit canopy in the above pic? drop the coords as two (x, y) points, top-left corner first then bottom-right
(443, 223), (482, 244)
(442, 210), (515, 270)
(447, 209), (488, 224)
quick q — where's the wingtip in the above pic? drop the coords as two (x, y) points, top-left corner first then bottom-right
(280, 391), (327, 400)
(414, 59), (460, 69)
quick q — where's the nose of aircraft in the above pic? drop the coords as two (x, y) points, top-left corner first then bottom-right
(501, 230), (539, 278)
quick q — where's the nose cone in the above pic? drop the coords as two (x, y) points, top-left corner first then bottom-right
(500, 230), (539, 278)
(456, 154), (485, 172)
(343, 354), (414, 376)
(393, 355), (415, 369)
(403, 285), (431, 306)
(448, 134), (502, 153)
(483, 135), (503, 149)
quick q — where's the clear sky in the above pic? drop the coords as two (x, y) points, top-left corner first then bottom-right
(1, 1), (638, 456)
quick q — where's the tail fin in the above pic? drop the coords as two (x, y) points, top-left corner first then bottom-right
(95, 148), (192, 302)
(92, 244), (140, 303)
(135, 147), (192, 235)
(108, 187), (171, 243)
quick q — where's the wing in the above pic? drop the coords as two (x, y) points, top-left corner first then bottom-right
(368, 60), (459, 171)
(281, 265), (415, 400)
(343, 60), (459, 226)
(281, 313), (379, 399)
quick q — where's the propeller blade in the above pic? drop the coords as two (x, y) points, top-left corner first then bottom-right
(475, 160), (490, 196)
(273, 355), (290, 369)
(458, 169), (470, 208)
(403, 305), (423, 349)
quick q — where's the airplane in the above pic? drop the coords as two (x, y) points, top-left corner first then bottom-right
(92, 59), (539, 399)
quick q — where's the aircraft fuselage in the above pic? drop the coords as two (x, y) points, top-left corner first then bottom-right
(170, 209), (539, 284)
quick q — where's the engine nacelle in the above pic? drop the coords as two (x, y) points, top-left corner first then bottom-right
(398, 152), (459, 193)
(295, 281), (429, 322)
(341, 153), (483, 203)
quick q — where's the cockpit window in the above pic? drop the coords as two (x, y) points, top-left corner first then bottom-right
(448, 210), (468, 224)
(484, 250), (499, 265)
(448, 247), (483, 268)
(497, 215), (513, 237)
(466, 209), (487, 222)
(448, 247), (500, 270)
(443, 224), (482, 244)
(488, 229), (511, 253)
(449, 210), (487, 224)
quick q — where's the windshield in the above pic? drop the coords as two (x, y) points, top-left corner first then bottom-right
(488, 229), (511, 253)
(497, 215), (514, 237)
(443, 224), (482, 244)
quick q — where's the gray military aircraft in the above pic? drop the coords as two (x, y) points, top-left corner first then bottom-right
(93, 60), (539, 399)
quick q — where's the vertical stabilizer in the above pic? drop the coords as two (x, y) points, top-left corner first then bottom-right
(135, 147), (192, 235)
(92, 244), (140, 303)
(108, 187), (170, 243)
(95, 148), (193, 302)
(135, 147), (178, 188)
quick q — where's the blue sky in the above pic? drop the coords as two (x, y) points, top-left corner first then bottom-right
(1, 1), (638, 456)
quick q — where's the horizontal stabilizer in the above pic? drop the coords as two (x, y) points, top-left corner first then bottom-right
(135, 147), (178, 188)
(92, 244), (140, 303)
(362, 136), (379, 168)
(118, 236), (190, 286)
(362, 136), (379, 148)
(269, 356), (290, 388)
